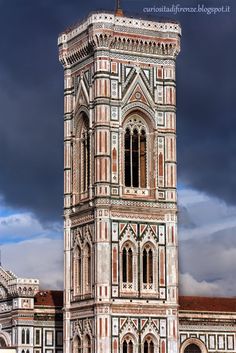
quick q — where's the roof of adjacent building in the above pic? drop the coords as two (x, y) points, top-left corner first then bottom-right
(33, 291), (236, 312)
(179, 296), (236, 313)
(34, 290), (63, 307)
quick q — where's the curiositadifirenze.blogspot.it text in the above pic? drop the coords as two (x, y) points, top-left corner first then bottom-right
(143, 4), (230, 15)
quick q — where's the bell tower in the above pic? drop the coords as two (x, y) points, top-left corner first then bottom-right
(58, 10), (181, 353)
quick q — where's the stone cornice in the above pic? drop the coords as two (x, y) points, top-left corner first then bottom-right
(58, 12), (181, 68)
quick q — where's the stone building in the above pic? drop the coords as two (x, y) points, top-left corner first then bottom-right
(58, 8), (180, 353)
(58, 8), (236, 353)
(1, 7), (235, 353)
(0, 266), (63, 353)
(179, 296), (236, 353)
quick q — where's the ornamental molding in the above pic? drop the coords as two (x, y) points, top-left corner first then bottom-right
(110, 199), (176, 210)
(111, 211), (165, 222)
(58, 13), (181, 45)
(71, 214), (94, 227)
(180, 324), (236, 331)
(59, 30), (179, 68)
(121, 102), (155, 123)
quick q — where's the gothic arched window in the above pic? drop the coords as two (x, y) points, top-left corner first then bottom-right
(143, 336), (155, 353)
(122, 244), (133, 283)
(26, 329), (30, 344)
(143, 245), (153, 285)
(84, 243), (91, 294)
(124, 117), (147, 188)
(73, 335), (82, 353)
(22, 329), (25, 344)
(123, 337), (134, 353)
(84, 334), (91, 353)
(184, 344), (201, 353)
(80, 116), (90, 194)
(73, 245), (82, 296)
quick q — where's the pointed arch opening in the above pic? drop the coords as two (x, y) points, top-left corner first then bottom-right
(73, 111), (90, 204)
(84, 243), (91, 295)
(143, 335), (156, 353)
(73, 245), (82, 296)
(124, 116), (147, 188)
(80, 114), (90, 195)
(123, 336), (134, 353)
(141, 241), (157, 294)
(26, 329), (30, 344)
(73, 335), (82, 353)
(22, 329), (25, 345)
(84, 334), (92, 353)
(122, 243), (133, 285)
(142, 244), (153, 286)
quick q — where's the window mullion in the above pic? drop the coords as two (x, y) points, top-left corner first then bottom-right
(130, 132), (133, 187)
(85, 134), (87, 192)
(126, 250), (129, 282)
(138, 131), (141, 188)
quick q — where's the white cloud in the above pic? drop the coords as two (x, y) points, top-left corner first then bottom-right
(180, 272), (236, 297)
(180, 273), (223, 297)
(179, 188), (236, 297)
(178, 188), (209, 206)
(2, 236), (63, 290)
(178, 188), (236, 241)
(0, 212), (44, 240)
(0, 202), (63, 290)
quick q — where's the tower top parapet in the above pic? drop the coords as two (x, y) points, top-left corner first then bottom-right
(58, 11), (181, 45)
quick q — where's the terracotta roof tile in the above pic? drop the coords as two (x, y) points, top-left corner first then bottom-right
(179, 296), (236, 313)
(34, 290), (63, 307)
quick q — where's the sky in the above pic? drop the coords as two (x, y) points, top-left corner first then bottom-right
(0, 0), (235, 296)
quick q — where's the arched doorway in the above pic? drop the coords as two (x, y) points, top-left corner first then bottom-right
(184, 344), (201, 353)
(0, 336), (7, 347)
(180, 338), (208, 353)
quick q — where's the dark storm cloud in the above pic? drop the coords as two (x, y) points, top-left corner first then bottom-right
(0, 0), (122, 223)
(176, 2), (236, 204)
(0, 0), (235, 223)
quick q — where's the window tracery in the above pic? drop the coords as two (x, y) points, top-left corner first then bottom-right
(73, 112), (90, 204)
(142, 244), (153, 287)
(143, 336), (155, 353)
(73, 245), (82, 296)
(121, 242), (136, 291)
(80, 119), (90, 194)
(84, 334), (92, 353)
(123, 336), (134, 353)
(84, 243), (91, 295)
(73, 335), (82, 353)
(124, 116), (147, 188)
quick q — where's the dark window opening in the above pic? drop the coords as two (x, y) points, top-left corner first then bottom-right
(125, 129), (131, 187)
(184, 344), (201, 353)
(122, 246), (133, 283)
(124, 122), (147, 188)
(143, 247), (153, 284)
(122, 248), (127, 282)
